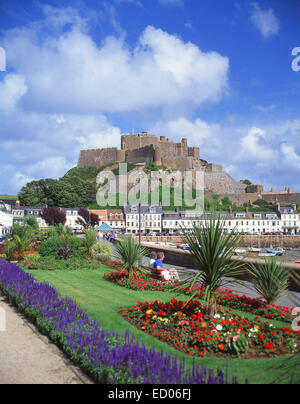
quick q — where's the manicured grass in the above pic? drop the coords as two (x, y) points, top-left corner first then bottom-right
(24, 266), (295, 384)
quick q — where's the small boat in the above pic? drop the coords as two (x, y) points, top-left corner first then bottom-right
(265, 247), (284, 256)
(248, 247), (261, 253)
(259, 249), (276, 257)
(274, 247), (285, 256)
(234, 248), (247, 254)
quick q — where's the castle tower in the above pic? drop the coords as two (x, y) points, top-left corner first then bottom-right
(154, 148), (162, 166)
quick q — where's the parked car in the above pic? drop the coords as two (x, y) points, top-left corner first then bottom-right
(148, 232), (157, 236)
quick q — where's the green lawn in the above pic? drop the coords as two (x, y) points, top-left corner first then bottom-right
(24, 266), (294, 384)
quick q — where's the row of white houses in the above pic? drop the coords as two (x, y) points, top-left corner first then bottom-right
(124, 204), (300, 235)
(0, 201), (300, 236)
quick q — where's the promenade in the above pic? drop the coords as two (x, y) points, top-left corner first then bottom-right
(0, 292), (89, 384)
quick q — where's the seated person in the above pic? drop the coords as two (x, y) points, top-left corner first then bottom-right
(153, 252), (173, 281)
(149, 251), (157, 269)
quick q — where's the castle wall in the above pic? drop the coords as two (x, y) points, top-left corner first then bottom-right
(204, 171), (247, 195)
(205, 163), (223, 173)
(205, 191), (260, 206)
(262, 193), (300, 205)
(188, 147), (200, 159)
(121, 133), (158, 151)
(78, 148), (125, 169)
(126, 145), (155, 165)
(161, 156), (194, 171)
(246, 184), (264, 194)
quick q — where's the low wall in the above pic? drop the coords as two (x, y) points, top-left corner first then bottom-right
(143, 243), (300, 293)
(141, 235), (300, 248)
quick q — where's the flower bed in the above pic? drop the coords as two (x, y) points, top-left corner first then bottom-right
(103, 269), (175, 291)
(0, 258), (240, 384)
(103, 264), (294, 324)
(121, 298), (300, 359)
(21, 255), (101, 271)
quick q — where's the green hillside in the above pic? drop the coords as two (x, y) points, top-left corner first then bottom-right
(0, 195), (18, 201)
(17, 163), (276, 212)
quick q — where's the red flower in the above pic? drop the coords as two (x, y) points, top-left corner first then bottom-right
(218, 344), (225, 351)
(264, 342), (274, 350)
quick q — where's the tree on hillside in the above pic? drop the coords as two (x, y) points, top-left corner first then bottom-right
(41, 207), (66, 226)
(241, 179), (252, 185)
(76, 208), (99, 229)
(18, 179), (57, 207)
(18, 171), (97, 209)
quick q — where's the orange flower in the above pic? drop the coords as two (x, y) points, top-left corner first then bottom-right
(218, 343), (225, 351)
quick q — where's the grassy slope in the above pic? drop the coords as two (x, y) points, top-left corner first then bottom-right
(25, 266), (292, 384)
(0, 195), (17, 200)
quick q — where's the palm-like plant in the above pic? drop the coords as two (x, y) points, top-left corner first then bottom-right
(81, 227), (97, 257)
(114, 236), (148, 278)
(248, 258), (290, 304)
(13, 233), (33, 259)
(181, 211), (245, 319)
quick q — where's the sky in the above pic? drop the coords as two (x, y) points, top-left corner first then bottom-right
(0, 0), (300, 195)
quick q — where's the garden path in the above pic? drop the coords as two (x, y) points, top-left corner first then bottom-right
(0, 293), (86, 384)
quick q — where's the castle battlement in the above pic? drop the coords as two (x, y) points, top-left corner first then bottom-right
(78, 132), (204, 171)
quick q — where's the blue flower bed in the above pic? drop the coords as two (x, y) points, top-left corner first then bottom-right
(0, 258), (241, 384)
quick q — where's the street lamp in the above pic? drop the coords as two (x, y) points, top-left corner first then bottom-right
(135, 163), (145, 248)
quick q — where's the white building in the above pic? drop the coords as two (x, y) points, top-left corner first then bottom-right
(124, 205), (163, 234)
(63, 208), (83, 231)
(162, 210), (286, 235)
(105, 210), (126, 231)
(0, 201), (13, 238)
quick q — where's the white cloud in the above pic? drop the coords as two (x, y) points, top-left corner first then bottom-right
(240, 127), (274, 160)
(0, 74), (27, 112)
(10, 172), (34, 191)
(281, 144), (300, 170)
(2, 13), (229, 114)
(0, 80), (123, 192)
(151, 117), (220, 150)
(250, 3), (279, 39)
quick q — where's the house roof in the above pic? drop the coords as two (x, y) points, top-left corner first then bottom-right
(124, 205), (163, 214)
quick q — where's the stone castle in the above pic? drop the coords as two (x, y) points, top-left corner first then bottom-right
(78, 131), (222, 172)
(77, 131), (265, 203)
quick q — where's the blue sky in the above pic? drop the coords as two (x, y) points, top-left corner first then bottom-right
(0, 0), (300, 194)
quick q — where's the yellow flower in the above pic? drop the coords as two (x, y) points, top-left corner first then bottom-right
(152, 315), (157, 320)
(146, 309), (153, 315)
(254, 325), (259, 332)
